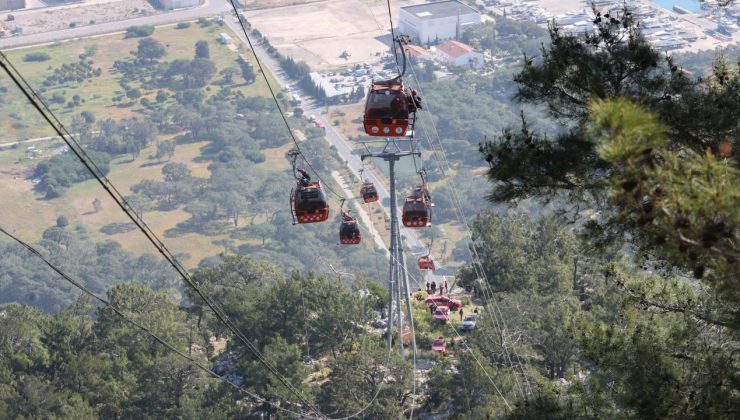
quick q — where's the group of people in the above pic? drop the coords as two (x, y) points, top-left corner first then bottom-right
(425, 280), (448, 295)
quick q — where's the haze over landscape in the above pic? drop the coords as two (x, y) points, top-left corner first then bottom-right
(0, 0), (737, 418)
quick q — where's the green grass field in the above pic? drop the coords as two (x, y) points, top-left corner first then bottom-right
(0, 139), (290, 265)
(0, 21), (280, 143)
(0, 20), (288, 266)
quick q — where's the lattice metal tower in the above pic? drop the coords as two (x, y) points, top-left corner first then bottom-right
(360, 138), (419, 360)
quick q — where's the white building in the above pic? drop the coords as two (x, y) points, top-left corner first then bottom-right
(219, 33), (232, 44)
(154, 0), (199, 11)
(406, 44), (435, 62)
(397, 0), (481, 44)
(435, 40), (484, 68)
(0, 0), (25, 12)
(309, 72), (343, 98)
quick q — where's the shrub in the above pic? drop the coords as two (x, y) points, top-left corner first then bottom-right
(176, 22), (191, 29)
(23, 53), (51, 62)
(244, 150), (266, 163)
(51, 92), (66, 104)
(56, 216), (69, 228)
(156, 90), (168, 103)
(125, 25), (155, 38)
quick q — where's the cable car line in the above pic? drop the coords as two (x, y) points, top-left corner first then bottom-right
(403, 59), (532, 396)
(403, 70), (530, 398)
(316, 264), (395, 420)
(231, 7), (418, 391)
(353, 221), (511, 412)
(0, 51), (324, 418)
(0, 225), (314, 419)
(385, 0), (401, 76)
(371, 221), (510, 411)
(227, 0), (342, 204)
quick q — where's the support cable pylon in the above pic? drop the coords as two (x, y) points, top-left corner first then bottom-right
(360, 138), (419, 360)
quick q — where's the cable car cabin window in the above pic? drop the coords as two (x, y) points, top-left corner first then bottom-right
(366, 90), (408, 121)
(403, 199), (431, 227)
(294, 186), (327, 212)
(340, 222), (359, 236)
(361, 183), (379, 203)
(300, 189), (319, 200)
(404, 200), (428, 214)
(339, 220), (361, 244)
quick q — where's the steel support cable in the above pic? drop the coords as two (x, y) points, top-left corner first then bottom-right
(420, 133), (531, 398)
(393, 49), (517, 394)
(0, 52), (324, 418)
(323, 288), (393, 420)
(356, 221), (511, 411)
(229, 2), (409, 409)
(385, 0), (401, 74)
(0, 226), (312, 419)
(404, 62), (532, 396)
(411, 115), (531, 399)
(348, 191), (419, 417)
(313, 190), (399, 420)
(403, 63), (511, 342)
(227, 0), (342, 202)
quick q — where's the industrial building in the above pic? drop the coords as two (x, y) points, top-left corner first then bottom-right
(397, 0), (481, 44)
(153, 0), (199, 11)
(0, 0), (25, 12)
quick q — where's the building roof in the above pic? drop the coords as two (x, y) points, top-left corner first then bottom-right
(309, 72), (342, 98)
(436, 40), (476, 59)
(405, 44), (431, 58)
(401, 0), (478, 20)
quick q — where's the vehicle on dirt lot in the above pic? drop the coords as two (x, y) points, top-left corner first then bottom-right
(460, 314), (480, 331)
(425, 295), (463, 311)
(431, 337), (447, 355)
(433, 306), (450, 324)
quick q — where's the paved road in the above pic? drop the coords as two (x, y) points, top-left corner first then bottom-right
(0, 0), (230, 50)
(0, 135), (61, 149)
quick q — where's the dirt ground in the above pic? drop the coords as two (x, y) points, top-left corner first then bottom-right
(244, 0), (426, 70)
(3, 0), (156, 35)
(240, 0), (321, 8)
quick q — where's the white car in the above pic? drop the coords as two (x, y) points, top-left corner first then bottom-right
(460, 313), (481, 331)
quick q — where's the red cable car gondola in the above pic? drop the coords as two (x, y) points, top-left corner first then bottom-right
(363, 78), (417, 137)
(360, 181), (379, 203)
(402, 183), (432, 228)
(289, 162), (330, 225)
(363, 35), (421, 138)
(292, 180), (330, 224)
(418, 255), (435, 271)
(339, 211), (361, 245)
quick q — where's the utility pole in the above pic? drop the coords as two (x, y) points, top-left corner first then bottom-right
(360, 138), (419, 361)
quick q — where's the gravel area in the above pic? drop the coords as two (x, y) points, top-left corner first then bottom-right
(3, 0), (157, 36)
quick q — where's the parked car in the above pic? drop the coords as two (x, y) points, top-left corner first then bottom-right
(425, 295), (463, 311)
(431, 337), (447, 355)
(371, 318), (387, 329)
(433, 306), (450, 324)
(460, 314), (480, 331)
